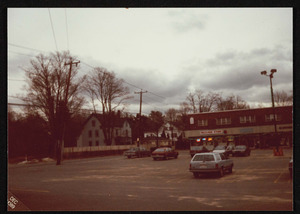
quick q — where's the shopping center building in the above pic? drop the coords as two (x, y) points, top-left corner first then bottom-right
(184, 106), (293, 148)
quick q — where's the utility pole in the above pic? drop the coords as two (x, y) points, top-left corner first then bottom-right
(56, 58), (80, 165)
(134, 89), (147, 157)
(261, 69), (279, 153)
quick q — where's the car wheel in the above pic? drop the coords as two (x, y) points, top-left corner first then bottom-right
(153, 158), (157, 161)
(228, 165), (233, 173)
(175, 155), (178, 159)
(219, 167), (224, 177)
(127, 155), (131, 159)
(193, 172), (199, 178)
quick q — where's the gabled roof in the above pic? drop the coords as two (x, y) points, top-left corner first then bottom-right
(80, 113), (131, 129)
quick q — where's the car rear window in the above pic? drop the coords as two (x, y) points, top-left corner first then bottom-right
(236, 145), (246, 149)
(193, 154), (214, 161)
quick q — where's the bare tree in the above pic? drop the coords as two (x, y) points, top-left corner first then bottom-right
(274, 90), (293, 106)
(186, 90), (221, 113)
(196, 90), (220, 112)
(216, 94), (249, 111)
(23, 51), (85, 164)
(186, 92), (197, 113)
(84, 67), (132, 145)
(179, 102), (191, 115)
(165, 108), (178, 124)
(147, 111), (164, 147)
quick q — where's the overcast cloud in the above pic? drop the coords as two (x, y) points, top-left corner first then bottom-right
(8, 8), (293, 115)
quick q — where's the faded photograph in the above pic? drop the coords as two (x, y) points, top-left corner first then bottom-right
(7, 7), (293, 211)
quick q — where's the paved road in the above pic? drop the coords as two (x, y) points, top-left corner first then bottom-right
(8, 149), (293, 211)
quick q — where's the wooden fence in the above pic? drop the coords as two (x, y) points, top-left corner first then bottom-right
(63, 145), (133, 159)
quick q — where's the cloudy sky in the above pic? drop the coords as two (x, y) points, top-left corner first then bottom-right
(8, 8), (293, 115)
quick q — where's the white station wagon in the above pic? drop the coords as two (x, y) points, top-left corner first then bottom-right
(189, 152), (233, 178)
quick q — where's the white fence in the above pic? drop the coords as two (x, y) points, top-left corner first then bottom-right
(64, 145), (133, 154)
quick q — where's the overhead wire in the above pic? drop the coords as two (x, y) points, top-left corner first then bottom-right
(48, 8), (58, 52)
(65, 8), (69, 51)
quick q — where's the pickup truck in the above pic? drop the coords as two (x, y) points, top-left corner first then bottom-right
(189, 152), (233, 178)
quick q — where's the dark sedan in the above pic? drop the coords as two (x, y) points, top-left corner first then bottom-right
(152, 147), (179, 160)
(124, 147), (151, 158)
(232, 145), (251, 156)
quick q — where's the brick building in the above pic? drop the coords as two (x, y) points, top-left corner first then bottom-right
(184, 106), (293, 148)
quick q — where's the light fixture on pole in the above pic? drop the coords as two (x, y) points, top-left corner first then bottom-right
(261, 69), (278, 148)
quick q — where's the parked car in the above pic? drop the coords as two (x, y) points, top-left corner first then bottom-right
(123, 147), (151, 158)
(289, 157), (293, 178)
(225, 145), (235, 156)
(190, 145), (210, 157)
(213, 145), (230, 157)
(232, 145), (251, 156)
(152, 147), (179, 160)
(189, 152), (233, 178)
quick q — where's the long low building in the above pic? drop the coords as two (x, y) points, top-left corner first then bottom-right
(183, 106), (293, 148)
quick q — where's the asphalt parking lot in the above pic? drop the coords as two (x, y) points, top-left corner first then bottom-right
(8, 148), (293, 211)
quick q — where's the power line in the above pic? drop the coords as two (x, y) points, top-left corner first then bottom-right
(8, 43), (47, 53)
(8, 44), (168, 108)
(8, 102), (140, 116)
(48, 8), (58, 52)
(8, 51), (36, 58)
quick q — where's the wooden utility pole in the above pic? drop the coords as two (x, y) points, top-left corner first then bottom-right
(134, 90), (147, 157)
(56, 58), (80, 165)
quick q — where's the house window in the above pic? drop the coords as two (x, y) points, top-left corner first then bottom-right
(125, 130), (128, 137)
(265, 114), (281, 122)
(240, 115), (256, 123)
(96, 141), (99, 146)
(190, 117), (194, 124)
(95, 130), (99, 137)
(92, 120), (96, 127)
(216, 117), (231, 125)
(197, 119), (208, 126)
(89, 130), (92, 138)
(116, 129), (119, 136)
(89, 141), (92, 146)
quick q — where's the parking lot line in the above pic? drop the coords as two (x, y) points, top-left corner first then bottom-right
(274, 171), (284, 183)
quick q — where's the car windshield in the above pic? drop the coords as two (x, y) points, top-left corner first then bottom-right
(236, 145), (246, 149)
(191, 146), (203, 150)
(193, 154), (215, 161)
(154, 148), (166, 152)
(214, 146), (225, 150)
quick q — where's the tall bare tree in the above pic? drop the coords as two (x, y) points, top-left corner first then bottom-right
(186, 92), (197, 113)
(84, 67), (132, 145)
(274, 90), (293, 106)
(23, 51), (85, 164)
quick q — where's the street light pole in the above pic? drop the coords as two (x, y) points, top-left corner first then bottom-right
(261, 69), (278, 149)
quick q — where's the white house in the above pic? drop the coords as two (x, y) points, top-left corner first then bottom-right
(77, 114), (132, 147)
(144, 122), (182, 143)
